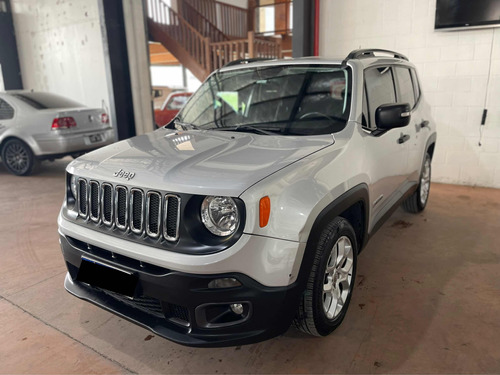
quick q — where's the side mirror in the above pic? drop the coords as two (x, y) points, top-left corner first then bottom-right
(375, 103), (411, 129)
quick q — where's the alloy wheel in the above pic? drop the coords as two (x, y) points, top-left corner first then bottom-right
(323, 236), (354, 320)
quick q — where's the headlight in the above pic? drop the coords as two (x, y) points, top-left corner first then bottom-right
(201, 196), (240, 236)
(70, 175), (78, 198)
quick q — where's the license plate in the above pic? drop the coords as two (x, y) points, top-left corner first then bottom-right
(77, 257), (137, 297)
(89, 134), (103, 143)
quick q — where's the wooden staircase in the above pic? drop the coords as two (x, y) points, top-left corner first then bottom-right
(146, 0), (282, 81)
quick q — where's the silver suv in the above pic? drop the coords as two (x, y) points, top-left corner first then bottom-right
(58, 49), (436, 347)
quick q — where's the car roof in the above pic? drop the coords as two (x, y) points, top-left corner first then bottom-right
(219, 50), (414, 73)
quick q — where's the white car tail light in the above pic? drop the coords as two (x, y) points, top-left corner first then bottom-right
(51, 117), (77, 130)
(101, 113), (109, 124)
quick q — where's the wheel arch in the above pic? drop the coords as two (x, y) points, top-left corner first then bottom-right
(306, 184), (369, 254)
(0, 133), (39, 156)
(425, 132), (437, 160)
(294, 184), (369, 289)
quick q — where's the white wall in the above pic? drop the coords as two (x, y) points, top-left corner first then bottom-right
(320, 0), (500, 188)
(11, 0), (111, 110)
(150, 65), (201, 92)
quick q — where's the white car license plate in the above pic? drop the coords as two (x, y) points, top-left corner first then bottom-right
(89, 134), (103, 143)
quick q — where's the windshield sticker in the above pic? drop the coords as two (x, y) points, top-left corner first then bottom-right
(217, 92), (239, 113)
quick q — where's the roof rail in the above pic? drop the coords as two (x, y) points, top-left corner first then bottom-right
(342, 49), (409, 64)
(223, 58), (274, 68)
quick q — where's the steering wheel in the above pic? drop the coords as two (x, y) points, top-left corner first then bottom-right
(299, 112), (336, 122)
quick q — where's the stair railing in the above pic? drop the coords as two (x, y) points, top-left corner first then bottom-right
(148, 0), (212, 74)
(146, 0), (281, 79)
(178, 0), (229, 43)
(185, 0), (248, 38)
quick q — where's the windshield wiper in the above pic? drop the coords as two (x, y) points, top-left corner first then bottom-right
(211, 125), (278, 135)
(173, 119), (201, 131)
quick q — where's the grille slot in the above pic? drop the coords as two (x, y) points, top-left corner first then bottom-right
(164, 303), (190, 326)
(115, 186), (128, 230)
(100, 289), (165, 318)
(101, 183), (114, 226)
(164, 194), (180, 242)
(146, 192), (162, 238)
(89, 181), (100, 222)
(130, 189), (145, 234)
(78, 179), (88, 218)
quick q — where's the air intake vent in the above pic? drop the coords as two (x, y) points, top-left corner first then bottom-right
(130, 189), (145, 234)
(89, 181), (100, 222)
(78, 179), (88, 218)
(101, 183), (113, 226)
(164, 194), (180, 241)
(146, 192), (162, 238)
(115, 186), (128, 230)
(164, 302), (190, 327)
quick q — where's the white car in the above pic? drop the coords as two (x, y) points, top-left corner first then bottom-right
(0, 91), (114, 175)
(58, 49), (436, 347)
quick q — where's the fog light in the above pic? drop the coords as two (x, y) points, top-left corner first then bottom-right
(208, 277), (241, 289)
(230, 303), (244, 315)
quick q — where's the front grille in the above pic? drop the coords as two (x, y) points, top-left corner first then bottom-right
(115, 186), (128, 230)
(101, 183), (113, 225)
(89, 181), (100, 222)
(130, 189), (145, 234)
(164, 194), (180, 241)
(78, 179), (88, 217)
(146, 192), (161, 238)
(76, 180), (180, 242)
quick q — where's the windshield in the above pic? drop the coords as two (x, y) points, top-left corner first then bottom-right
(177, 65), (352, 136)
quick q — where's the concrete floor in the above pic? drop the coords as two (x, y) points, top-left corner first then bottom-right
(1, 158), (500, 374)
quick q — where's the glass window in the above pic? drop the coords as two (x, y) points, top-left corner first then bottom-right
(365, 66), (396, 128)
(12, 92), (83, 110)
(166, 94), (190, 110)
(0, 99), (14, 120)
(179, 65), (352, 136)
(395, 67), (416, 108)
(410, 68), (420, 103)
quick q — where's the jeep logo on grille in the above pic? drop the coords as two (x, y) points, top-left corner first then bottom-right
(113, 169), (135, 180)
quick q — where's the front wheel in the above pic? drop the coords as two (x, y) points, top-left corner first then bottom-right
(294, 217), (357, 336)
(402, 152), (431, 213)
(1, 139), (38, 176)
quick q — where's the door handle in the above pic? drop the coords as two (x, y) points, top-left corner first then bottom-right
(398, 134), (410, 144)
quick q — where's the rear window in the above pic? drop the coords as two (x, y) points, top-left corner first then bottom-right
(12, 93), (84, 110)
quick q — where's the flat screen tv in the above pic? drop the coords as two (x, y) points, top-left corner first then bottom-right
(435, 0), (500, 30)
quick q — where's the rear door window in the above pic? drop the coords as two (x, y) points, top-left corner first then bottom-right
(364, 66), (396, 128)
(395, 67), (416, 109)
(0, 99), (15, 120)
(410, 68), (420, 104)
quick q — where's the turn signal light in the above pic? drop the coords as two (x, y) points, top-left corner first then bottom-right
(259, 196), (271, 228)
(52, 117), (77, 130)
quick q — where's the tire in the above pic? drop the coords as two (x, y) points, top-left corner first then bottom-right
(1, 139), (37, 176)
(294, 217), (358, 336)
(402, 152), (431, 213)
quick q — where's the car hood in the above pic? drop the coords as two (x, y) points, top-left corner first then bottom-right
(67, 128), (334, 196)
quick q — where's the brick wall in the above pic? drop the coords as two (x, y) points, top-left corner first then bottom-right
(320, 0), (500, 188)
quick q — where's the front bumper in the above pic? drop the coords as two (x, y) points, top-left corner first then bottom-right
(60, 234), (303, 347)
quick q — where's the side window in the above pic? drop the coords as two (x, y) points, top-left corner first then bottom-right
(410, 68), (421, 104)
(0, 99), (15, 120)
(364, 66), (396, 128)
(395, 67), (415, 109)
